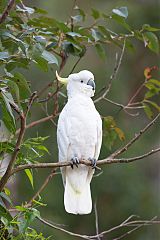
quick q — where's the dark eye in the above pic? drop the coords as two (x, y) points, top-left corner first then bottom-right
(81, 80), (83, 83)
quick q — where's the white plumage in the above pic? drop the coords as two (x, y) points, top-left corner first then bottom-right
(57, 70), (102, 214)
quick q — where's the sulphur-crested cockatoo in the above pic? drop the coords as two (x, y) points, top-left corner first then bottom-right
(56, 70), (102, 215)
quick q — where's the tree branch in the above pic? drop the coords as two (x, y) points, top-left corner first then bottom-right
(94, 39), (126, 103)
(94, 201), (101, 240)
(36, 215), (160, 240)
(110, 112), (160, 158)
(11, 147), (160, 175)
(0, 0), (15, 24)
(25, 169), (56, 208)
(0, 93), (37, 191)
(0, 113), (26, 191)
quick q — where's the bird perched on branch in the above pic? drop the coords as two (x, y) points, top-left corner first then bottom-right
(56, 70), (102, 215)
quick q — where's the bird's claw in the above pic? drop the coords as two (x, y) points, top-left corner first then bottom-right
(71, 156), (79, 169)
(88, 158), (97, 169)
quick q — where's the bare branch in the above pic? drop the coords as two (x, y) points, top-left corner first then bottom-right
(97, 216), (160, 239)
(94, 201), (101, 240)
(69, 56), (83, 74)
(11, 147), (160, 175)
(94, 39), (126, 103)
(37, 216), (91, 240)
(0, 92), (37, 191)
(0, 113), (26, 191)
(0, 0), (15, 24)
(36, 215), (160, 240)
(110, 112), (160, 158)
(113, 218), (153, 240)
(25, 169), (56, 208)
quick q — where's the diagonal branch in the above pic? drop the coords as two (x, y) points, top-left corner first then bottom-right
(0, 0), (15, 24)
(25, 169), (56, 208)
(110, 112), (160, 158)
(94, 38), (126, 103)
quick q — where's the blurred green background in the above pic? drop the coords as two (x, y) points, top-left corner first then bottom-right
(13, 0), (160, 239)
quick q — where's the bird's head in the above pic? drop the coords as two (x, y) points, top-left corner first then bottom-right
(56, 70), (95, 98)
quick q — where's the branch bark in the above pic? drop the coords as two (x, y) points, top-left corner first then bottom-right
(0, 113), (26, 191)
(11, 147), (160, 175)
(36, 215), (160, 240)
(94, 38), (126, 103)
(0, 93), (37, 191)
(0, 0), (15, 24)
(110, 112), (160, 158)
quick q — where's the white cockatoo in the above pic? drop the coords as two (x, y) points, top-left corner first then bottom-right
(56, 70), (102, 215)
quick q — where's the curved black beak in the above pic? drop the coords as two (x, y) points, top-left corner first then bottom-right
(87, 79), (95, 90)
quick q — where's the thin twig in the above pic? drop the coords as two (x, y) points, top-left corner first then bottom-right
(69, 56), (83, 74)
(104, 98), (144, 110)
(0, 0), (15, 24)
(25, 169), (56, 208)
(112, 216), (157, 240)
(37, 216), (91, 240)
(94, 201), (101, 240)
(97, 217), (160, 239)
(110, 112), (160, 158)
(0, 113), (25, 191)
(36, 215), (160, 240)
(11, 147), (160, 175)
(0, 93), (37, 191)
(126, 80), (147, 108)
(94, 39), (126, 103)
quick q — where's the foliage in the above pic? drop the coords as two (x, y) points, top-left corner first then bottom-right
(0, 0), (160, 239)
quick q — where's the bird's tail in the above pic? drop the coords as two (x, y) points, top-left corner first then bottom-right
(64, 166), (93, 214)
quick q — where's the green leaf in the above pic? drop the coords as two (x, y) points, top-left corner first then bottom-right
(144, 100), (160, 111)
(74, 6), (86, 21)
(13, 72), (31, 99)
(112, 7), (128, 18)
(0, 51), (10, 60)
(112, 7), (128, 19)
(0, 192), (12, 204)
(143, 103), (153, 119)
(91, 29), (102, 42)
(6, 80), (20, 107)
(34, 55), (48, 72)
(98, 26), (112, 40)
(33, 7), (48, 15)
(1, 91), (15, 127)
(103, 116), (125, 150)
(71, 15), (83, 23)
(25, 169), (34, 188)
(91, 8), (100, 19)
(148, 79), (160, 87)
(111, 14), (131, 31)
(42, 50), (58, 65)
(66, 32), (82, 37)
(34, 35), (46, 45)
(142, 24), (160, 32)
(95, 44), (106, 60)
(143, 32), (159, 53)
(0, 205), (12, 221)
(0, 102), (15, 134)
(2, 32), (27, 54)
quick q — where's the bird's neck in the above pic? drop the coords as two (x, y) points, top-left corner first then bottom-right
(68, 93), (93, 103)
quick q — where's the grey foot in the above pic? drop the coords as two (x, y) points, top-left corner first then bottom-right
(88, 158), (97, 169)
(71, 156), (79, 169)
